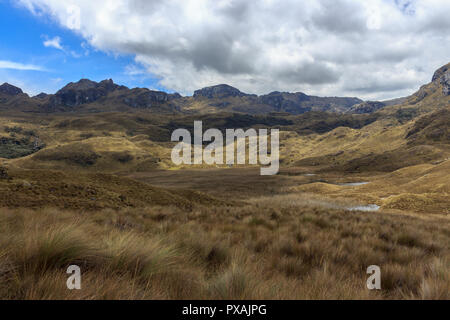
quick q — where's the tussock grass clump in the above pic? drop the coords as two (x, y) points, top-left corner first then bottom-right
(0, 197), (448, 300)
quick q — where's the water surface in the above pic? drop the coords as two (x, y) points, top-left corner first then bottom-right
(347, 204), (380, 212)
(338, 182), (369, 186)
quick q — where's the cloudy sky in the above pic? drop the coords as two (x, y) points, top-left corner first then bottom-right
(1, 0), (449, 99)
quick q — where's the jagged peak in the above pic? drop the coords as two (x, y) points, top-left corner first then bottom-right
(431, 62), (450, 82)
(33, 92), (49, 99)
(431, 62), (450, 96)
(58, 79), (99, 92)
(56, 78), (126, 93)
(193, 84), (249, 99)
(0, 82), (23, 95)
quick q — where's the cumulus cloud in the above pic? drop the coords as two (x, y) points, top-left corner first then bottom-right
(18, 0), (450, 99)
(0, 60), (45, 71)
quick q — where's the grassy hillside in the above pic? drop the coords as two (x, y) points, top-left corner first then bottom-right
(0, 166), (225, 211)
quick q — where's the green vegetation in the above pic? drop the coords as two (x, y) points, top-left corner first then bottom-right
(0, 137), (43, 159)
(5, 126), (37, 137)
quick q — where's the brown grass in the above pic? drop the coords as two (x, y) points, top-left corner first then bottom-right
(0, 195), (448, 300)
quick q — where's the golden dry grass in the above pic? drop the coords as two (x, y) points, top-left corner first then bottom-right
(0, 195), (448, 300)
(0, 81), (448, 300)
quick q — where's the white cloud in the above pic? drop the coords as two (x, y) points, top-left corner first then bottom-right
(124, 64), (147, 76)
(42, 35), (82, 58)
(19, 0), (450, 100)
(43, 36), (64, 50)
(0, 60), (45, 71)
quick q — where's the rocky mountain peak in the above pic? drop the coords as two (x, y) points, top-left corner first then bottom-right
(34, 93), (49, 99)
(431, 63), (450, 82)
(0, 83), (23, 96)
(193, 84), (248, 99)
(58, 79), (98, 92)
(50, 78), (125, 108)
(431, 62), (450, 96)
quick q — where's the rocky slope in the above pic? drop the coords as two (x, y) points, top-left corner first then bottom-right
(181, 86), (362, 114)
(0, 79), (363, 115)
(346, 101), (386, 114)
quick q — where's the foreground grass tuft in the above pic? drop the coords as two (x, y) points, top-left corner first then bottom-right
(0, 198), (448, 299)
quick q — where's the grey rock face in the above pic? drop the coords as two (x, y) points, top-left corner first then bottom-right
(168, 92), (182, 100)
(258, 91), (310, 112)
(347, 101), (386, 114)
(49, 79), (124, 107)
(0, 83), (23, 95)
(432, 64), (449, 82)
(193, 84), (249, 99)
(431, 63), (450, 96)
(440, 70), (450, 96)
(122, 88), (171, 108)
(257, 91), (361, 114)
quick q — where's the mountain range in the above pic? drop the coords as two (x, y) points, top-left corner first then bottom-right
(2, 62), (449, 116)
(2, 78), (364, 115)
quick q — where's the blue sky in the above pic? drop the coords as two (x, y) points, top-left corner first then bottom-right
(0, 0), (162, 95)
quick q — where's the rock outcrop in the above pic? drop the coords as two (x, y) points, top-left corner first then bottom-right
(48, 79), (126, 107)
(431, 63), (450, 96)
(258, 91), (311, 113)
(0, 83), (23, 96)
(347, 101), (386, 114)
(121, 88), (180, 109)
(193, 84), (250, 99)
(440, 70), (450, 96)
(258, 91), (362, 114)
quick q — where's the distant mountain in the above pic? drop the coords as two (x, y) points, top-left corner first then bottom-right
(33, 93), (49, 99)
(259, 91), (362, 114)
(345, 96), (408, 115)
(0, 83), (23, 96)
(0, 82), (37, 112)
(1, 62), (448, 115)
(193, 84), (253, 99)
(26, 79), (181, 113)
(347, 101), (386, 114)
(48, 79), (126, 108)
(0, 79), (364, 115)
(178, 85), (363, 115)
